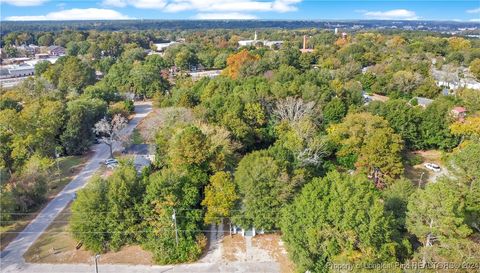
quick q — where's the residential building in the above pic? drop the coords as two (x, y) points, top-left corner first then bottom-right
(238, 31), (284, 49)
(411, 97), (434, 108)
(153, 41), (178, 52)
(47, 46), (66, 56)
(451, 106), (467, 120)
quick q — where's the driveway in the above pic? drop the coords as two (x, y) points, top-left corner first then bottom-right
(0, 102), (152, 272)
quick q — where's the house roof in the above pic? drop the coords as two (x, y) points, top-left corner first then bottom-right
(48, 45), (64, 51)
(124, 144), (154, 155)
(415, 97), (434, 106)
(452, 106), (467, 113)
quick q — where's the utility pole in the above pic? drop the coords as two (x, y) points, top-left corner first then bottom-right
(172, 209), (178, 247)
(94, 254), (100, 273)
(419, 172), (425, 189)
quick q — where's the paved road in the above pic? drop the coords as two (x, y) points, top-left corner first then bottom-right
(1, 261), (279, 273)
(0, 102), (152, 272)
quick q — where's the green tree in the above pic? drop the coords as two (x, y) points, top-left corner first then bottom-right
(322, 98), (346, 125)
(174, 47), (198, 70)
(57, 56), (95, 93)
(418, 98), (458, 150)
(105, 161), (143, 250)
(366, 100), (423, 149)
(10, 100), (64, 167)
(71, 176), (109, 253)
(34, 61), (51, 76)
(406, 179), (473, 266)
(281, 171), (399, 273)
(447, 142), (480, 231)
(37, 33), (54, 46)
(130, 62), (169, 99)
(234, 150), (302, 229)
(61, 98), (107, 155)
(141, 169), (205, 264)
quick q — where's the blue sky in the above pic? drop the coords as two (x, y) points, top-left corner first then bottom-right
(1, 0), (479, 21)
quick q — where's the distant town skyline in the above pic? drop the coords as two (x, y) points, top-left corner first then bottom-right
(1, 0), (479, 22)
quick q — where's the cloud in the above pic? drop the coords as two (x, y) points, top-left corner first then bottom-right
(466, 8), (480, 14)
(102, 0), (128, 8)
(103, 0), (301, 13)
(0, 0), (47, 6)
(362, 9), (420, 20)
(194, 12), (257, 20)
(470, 18), (480, 22)
(6, 8), (132, 21)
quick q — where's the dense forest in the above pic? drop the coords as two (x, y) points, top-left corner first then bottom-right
(1, 28), (479, 272)
(2, 19), (479, 34)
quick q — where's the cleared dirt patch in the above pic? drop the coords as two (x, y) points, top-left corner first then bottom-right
(24, 205), (153, 265)
(222, 234), (246, 262)
(252, 234), (295, 273)
(404, 150), (445, 186)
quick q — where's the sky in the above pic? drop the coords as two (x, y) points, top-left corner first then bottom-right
(1, 0), (479, 22)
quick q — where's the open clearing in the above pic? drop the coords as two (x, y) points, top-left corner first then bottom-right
(404, 150), (447, 186)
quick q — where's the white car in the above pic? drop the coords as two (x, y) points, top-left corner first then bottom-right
(104, 158), (118, 165)
(107, 163), (118, 169)
(424, 163), (441, 172)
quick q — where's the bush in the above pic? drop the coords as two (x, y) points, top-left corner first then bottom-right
(108, 101), (130, 119)
(123, 99), (134, 113)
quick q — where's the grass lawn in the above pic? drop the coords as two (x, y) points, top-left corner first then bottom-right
(0, 154), (90, 251)
(24, 204), (153, 265)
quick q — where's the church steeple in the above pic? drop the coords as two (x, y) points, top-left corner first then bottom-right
(254, 31), (257, 41)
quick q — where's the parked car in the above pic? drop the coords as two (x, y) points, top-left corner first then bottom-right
(107, 163), (118, 169)
(104, 158), (118, 165)
(424, 163), (441, 172)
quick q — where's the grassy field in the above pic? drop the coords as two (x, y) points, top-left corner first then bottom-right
(0, 154), (90, 251)
(24, 205), (153, 264)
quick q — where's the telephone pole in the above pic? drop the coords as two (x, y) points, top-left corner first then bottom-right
(94, 254), (100, 273)
(172, 209), (178, 247)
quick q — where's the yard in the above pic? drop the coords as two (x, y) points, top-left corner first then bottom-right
(1, 154), (90, 251)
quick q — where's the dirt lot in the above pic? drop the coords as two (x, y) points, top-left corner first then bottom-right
(222, 234), (247, 262)
(24, 205), (153, 265)
(1, 154), (91, 251)
(404, 150), (446, 186)
(252, 234), (296, 273)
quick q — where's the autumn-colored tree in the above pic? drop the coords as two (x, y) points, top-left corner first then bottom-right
(448, 37), (471, 51)
(450, 114), (480, 140)
(202, 171), (238, 224)
(469, 58), (480, 80)
(223, 49), (259, 80)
